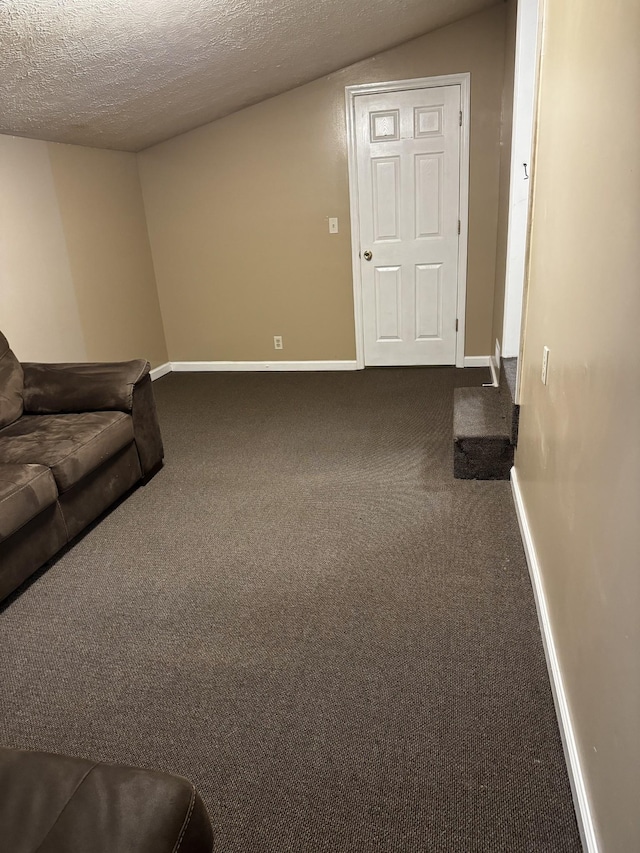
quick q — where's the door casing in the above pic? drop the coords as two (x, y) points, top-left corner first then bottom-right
(346, 74), (470, 369)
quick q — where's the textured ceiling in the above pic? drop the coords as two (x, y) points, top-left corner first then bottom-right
(0, 0), (497, 152)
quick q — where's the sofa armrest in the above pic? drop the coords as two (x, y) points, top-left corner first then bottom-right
(22, 360), (150, 414)
(0, 747), (214, 853)
(131, 373), (165, 476)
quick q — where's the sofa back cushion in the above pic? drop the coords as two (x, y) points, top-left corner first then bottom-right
(0, 332), (24, 428)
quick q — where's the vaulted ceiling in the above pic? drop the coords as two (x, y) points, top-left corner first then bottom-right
(0, 0), (497, 152)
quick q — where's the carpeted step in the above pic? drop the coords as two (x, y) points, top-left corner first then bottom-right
(500, 357), (520, 445)
(453, 386), (514, 480)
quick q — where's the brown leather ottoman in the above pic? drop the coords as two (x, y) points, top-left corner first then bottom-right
(0, 748), (213, 853)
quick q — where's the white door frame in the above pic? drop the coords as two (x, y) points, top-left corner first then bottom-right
(345, 74), (471, 369)
(502, 0), (542, 381)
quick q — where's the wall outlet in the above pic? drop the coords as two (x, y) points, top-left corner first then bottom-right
(541, 346), (550, 385)
(273, 335), (283, 350)
(328, 217), (339, 234)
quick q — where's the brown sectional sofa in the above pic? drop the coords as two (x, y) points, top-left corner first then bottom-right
(0, 331), (163, 602)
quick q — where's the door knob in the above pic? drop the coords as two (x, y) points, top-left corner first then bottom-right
(363, 250), (373, 261)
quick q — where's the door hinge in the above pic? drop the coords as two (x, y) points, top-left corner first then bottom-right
(459, 110), (462, 126)
(457, 220), (461, 235)
(456, 319), (459, 332)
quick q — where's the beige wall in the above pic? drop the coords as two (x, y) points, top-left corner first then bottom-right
(0, 135), (168, 367)
(491, 0), (517, 356)
(0, 136), (87, 362)
(139, 5), (507, 362)
(515, 0), (640, 850)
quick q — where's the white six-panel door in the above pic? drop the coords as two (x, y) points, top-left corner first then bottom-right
(355, 86), (461, 366)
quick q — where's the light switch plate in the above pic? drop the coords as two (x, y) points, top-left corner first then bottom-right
(328, 217), (338, 234)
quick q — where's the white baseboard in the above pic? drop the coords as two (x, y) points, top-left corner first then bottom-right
(463, 356), (491, 368)
(157, 358), (499, 374)
(170, 360), (358, 372)
(511, 467), (599, 853)
(488, 358), (499, 386)
(150, 362), (172, 381)
(489, 357), (499, 387)
(489, 338), (501, 387)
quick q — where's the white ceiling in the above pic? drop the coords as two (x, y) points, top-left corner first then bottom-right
(0, 0), (497, 152)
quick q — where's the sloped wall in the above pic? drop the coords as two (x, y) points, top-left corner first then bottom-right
(0, 135), (168, 367)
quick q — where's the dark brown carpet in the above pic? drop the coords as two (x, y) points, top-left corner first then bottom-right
(0, 368), (581, 852)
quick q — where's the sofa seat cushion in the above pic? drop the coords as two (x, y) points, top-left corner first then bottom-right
(0, 464), (59, 542)
(0, 412), (134, 493)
